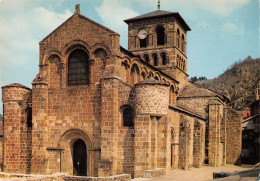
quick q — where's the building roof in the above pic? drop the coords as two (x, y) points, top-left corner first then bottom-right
(124, 10), (191, 31)
(178, 82), (230, 102)
(242, 114), (260, 123)
(136, 78), (169, 86)
(41, 12), (119, 43)
(1, 83), (31, 90)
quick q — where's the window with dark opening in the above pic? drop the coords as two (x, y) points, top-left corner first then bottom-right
(161, 52), (167, 65)
(140, 37), (147, 48)
(156, 26), (165, 46)
(122, 105), (134, 127)
(68, 49), (89, 85)
(143, 54), (150, 63)
(27, 107), (32, 127)
(152, 53), (158, 66)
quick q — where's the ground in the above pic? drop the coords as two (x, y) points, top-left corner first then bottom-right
(132, 165), (256, 181)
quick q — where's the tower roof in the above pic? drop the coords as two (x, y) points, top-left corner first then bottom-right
(124, 10), (191, 31)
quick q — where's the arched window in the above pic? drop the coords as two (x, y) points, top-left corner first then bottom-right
(121, 105), (134, 127)
(154, 76), (159, 80)
(94, 48), (107, 58)
(68, 49), (89, 85)
(152, 53), (158, 66)
(143, 54), (150, 63)
(181, 34), (185, 52)
(177, 29), (180, 48)
(130, 64), (140, 85)
(161, 52), (167, 65)
(156, 26), (165, 46)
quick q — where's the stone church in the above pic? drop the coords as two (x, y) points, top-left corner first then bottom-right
(1, 4), (242, 178)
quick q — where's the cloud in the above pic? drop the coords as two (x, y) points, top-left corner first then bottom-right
(222, 23), (244, 35)
(0, 7), (72, 67)
(95, 0), (139, 47)
(133, 0), (250, 16)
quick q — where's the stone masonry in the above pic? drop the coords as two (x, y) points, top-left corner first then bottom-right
(1, 4), (242, 179)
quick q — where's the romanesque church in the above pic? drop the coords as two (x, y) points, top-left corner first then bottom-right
(1, 4), (242, 178)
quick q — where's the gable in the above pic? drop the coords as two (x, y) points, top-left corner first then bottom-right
(40, 13), (119, 44)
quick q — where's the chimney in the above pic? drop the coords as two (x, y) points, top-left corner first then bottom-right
(75, 4), (81, 14)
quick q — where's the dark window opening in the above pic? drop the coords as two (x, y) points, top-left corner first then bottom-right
(152, 53), (158, 66)
(140, 37), (147, 48)
(154, 76), (159, 80)
(68, 49), (89, 85)
(143, 54), (150, 63)
(156, 26), (165, 46)
(27, 107), (32, 127)
(122, 106), (134, 127)
(161, 52), (167, 65)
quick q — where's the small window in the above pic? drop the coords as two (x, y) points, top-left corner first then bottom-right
(143, 54), (150, 63)
(161, 52), (167, 65)
(27, 107), (32, 127)
(152, 53), (158, 66)
(68, 49), (89, 85)
(122, 105), (134, 127)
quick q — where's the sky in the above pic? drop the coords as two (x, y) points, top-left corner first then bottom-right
(0, 0), (259, 114)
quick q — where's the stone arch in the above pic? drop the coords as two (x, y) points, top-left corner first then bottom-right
(43, 50), (62, 65)
(148, 71), (154, 78)
(141, 72), (147, 81)
(154, 72), (161, 81)
(169, 85), (175, 105)
(130, 63), (140, 86)
(161, 78), (166, 83)
(57, 129), (93, 176)
(63, 40), (91, 55)
(90, 43), (111, 56)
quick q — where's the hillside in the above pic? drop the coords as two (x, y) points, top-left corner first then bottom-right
(196, 56), (260, 110)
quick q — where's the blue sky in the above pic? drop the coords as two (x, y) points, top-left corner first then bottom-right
(0, 0), (259, 114)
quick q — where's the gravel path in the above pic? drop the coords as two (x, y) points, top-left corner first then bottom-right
(132, 164), (255, 181)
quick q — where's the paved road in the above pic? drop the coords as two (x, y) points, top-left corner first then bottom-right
(132, 164), (257, 181)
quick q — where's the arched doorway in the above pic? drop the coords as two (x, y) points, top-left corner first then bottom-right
(73, 139), (87, 176)
(57, 129), (94, 176)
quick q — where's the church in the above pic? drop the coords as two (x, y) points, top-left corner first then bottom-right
(1, 4), (242, 178)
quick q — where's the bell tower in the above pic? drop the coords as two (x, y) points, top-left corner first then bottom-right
(124, 4), (191, 87)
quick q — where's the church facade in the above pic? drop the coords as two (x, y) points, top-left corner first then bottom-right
(1, 5), (242, 178)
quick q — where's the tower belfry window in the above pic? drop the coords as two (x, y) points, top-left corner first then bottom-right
(152, 53), (158, 66)
(140, 37), (147, 48)
(156, 26), (165, 46)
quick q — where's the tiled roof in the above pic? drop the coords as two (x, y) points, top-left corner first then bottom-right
(124, 10), (191, 31)
(179, 82), (219, 98)
(125, 10), (173, 21)
(1, 83), (31, 90)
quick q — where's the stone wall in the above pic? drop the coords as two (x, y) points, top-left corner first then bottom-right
(226, 107), (242, 164)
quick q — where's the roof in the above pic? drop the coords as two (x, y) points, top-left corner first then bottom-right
(41, 12), (119, 43)
(124, 10), (191, 31)
(242, 114), (260, 123)
(1, 83), (31, 90)
(136, 78), (169, 86)
(179, 82), (219, 98)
